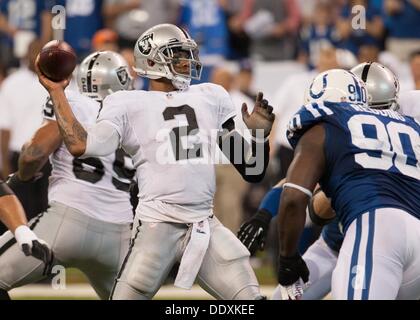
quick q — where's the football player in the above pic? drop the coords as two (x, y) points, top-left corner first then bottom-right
(35, 24), (275, 300)
(0, 51), (135, 300)
(276, 67), (419, 300)
(239, 62), (405, 300)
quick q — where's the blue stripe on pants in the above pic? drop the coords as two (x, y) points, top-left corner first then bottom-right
(347, 215), (362, 299)
(362, 210), (375, 300)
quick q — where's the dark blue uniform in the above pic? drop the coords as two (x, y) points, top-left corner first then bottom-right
(0, 0), (55, 36)
(287, 101), (420, 233)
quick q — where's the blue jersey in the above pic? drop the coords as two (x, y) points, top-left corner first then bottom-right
(321, 218), (344, 253)
(55, 0), (103, 55)
(178, 0), (228, 58)
(287, 101), (420, 232)
(0, 0), (54, 36)
(383, 0), (420, 39)
(300, 24), (340, 69)
(339, 5), (383, 54)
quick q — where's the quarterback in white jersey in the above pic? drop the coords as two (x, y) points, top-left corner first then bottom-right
(0, 51), (134, 300)
(36, 24), (275, 300)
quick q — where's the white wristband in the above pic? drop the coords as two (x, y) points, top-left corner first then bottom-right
(283, 183), (313, 197)
(14, 225), (37, 248)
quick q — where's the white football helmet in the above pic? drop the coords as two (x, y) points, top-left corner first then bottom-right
(133, 23), (202, 90)
(351, 62), (399, 110)
(305, 69), (368, 105)
(77, 51), (132, 101)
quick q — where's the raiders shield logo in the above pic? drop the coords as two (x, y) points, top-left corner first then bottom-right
(116, 67), (129, 85)
(137, 33), (153, 56)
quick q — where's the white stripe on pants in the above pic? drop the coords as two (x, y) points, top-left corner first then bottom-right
(332, 208), (420, 300)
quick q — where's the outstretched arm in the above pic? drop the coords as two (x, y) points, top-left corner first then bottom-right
(218, 92), (274, 183)
(276, 124), (326, 294)
(278, 124), (326, 257)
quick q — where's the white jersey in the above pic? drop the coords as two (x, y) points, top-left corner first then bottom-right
(44, 90), (135, 224)
(398, 90), (420, 121)
(98, 83), (236, 223)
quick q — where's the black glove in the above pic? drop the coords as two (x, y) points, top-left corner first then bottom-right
(277, 253), (309, 286)
(22, 240), (54, 276)
(237, 209), (272, 255)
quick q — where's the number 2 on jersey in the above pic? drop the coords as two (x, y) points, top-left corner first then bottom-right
(348, 114), (419, 179)
(162, 105), (203, 161)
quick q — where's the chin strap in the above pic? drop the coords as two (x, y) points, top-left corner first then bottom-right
(171, 75), (191, 90)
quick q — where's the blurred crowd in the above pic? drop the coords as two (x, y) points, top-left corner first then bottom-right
(0, 0), (419, 260)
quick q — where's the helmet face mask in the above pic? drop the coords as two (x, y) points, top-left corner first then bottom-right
(77, 51), (133, 101)
(133, 24), (202, 90)
(163, 45), (202, 81)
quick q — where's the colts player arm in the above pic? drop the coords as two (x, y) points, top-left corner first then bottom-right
(218, 92), (275, 183)
(277, 124), (326, 291)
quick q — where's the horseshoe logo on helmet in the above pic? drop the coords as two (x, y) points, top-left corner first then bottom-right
(309, 74), (329, 99)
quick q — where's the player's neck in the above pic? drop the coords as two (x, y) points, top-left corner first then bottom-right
(149, 78), (176, 92)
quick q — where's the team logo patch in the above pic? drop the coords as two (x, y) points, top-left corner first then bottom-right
(138, 33), (153, 56)
(116, 67), (129, 85)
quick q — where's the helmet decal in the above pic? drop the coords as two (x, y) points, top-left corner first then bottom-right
(138, 33), (154, 56)
(116, 67), (129, 86)
(309, 74), (328, 99)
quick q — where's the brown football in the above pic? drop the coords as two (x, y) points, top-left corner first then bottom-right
(38, 40), (77, 82)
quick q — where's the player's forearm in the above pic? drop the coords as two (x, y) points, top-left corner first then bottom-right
(49, 89), (87, 157)
(18, 143), (49, 181)
(219, 131), (270, 183)
(0, 192), (28, 233)
(278, 190), (308, 257)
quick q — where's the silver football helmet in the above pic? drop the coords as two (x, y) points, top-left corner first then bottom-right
(133, 23), (202, 90)
(351, 62), (399, 110)
(77, 51), (133, 101)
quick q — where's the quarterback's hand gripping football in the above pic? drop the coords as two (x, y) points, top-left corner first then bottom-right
(14, 225), (54, 276)
(35, 55), (70, 93)
(237, 210), (272, 255)
(242, 92), (275, 138)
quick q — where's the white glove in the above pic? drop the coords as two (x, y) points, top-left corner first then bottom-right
(14, 225), (54, 275)
(278, 280), (309, 300)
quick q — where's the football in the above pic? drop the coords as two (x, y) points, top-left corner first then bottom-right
(38, 40), (77, 82)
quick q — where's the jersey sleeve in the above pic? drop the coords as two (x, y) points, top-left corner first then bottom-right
(215, 85), (237, 129)
(286, 102), (335, 148)
(97, 92), (128, 142)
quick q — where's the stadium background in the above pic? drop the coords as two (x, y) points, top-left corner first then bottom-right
(0, 0), (419, 299)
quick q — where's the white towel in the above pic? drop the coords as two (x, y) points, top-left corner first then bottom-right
(175, 219), (210, 289)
